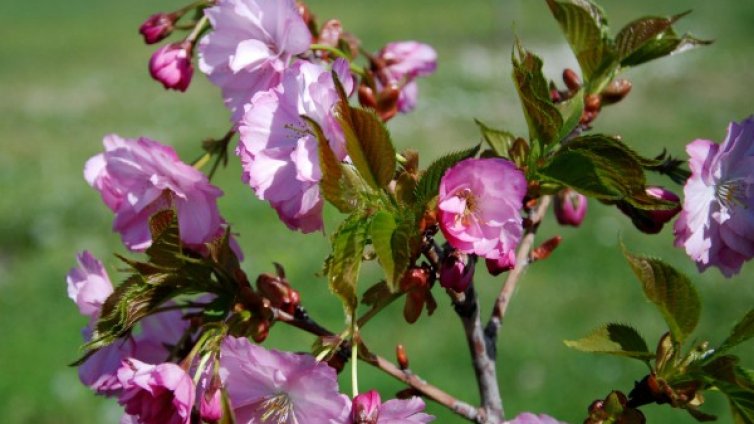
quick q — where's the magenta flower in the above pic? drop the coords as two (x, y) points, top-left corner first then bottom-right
(219, 336), (350, 423)
(85, 134), (225, 251)
(437, 158), (527, 262)
(237, 60), (351, 232)
(198, 0), (312, 122)
(149, 42), (193, 91)
(67, 251), (113, 319)
(554, 188), (587, 227)
(485, 255), (516, 276)
(117, 359), (195, 424)
(674, 116), (754, 277)
(139, 13), (176, 44)
(375, 41), (437, 113)
(439, 251), (475, 293)
(351, 390), (434, 423)
(505, 412), (567, 424)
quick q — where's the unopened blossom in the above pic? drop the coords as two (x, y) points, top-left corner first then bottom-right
(67, 251), (113, 319)
(149, 42), (193, 91)
(219, 336), (350, 423)
(618, 186), (680, 234)
(505, 412), (567, 424)
(85, 134), (224, 251)
(439, 251), (474, 292)
(351, 390), (434, 424)
(198, 0), (312, 122)
(485, 255), (516, 276)
(554, 188), (587, 227)
(117, 359), (195, 424)
(237, 59), (352, 232)
(375, 41), (437, 113)
(437, 158), (527, 262)
(674, 116), (754, 277)
(139, 13), (176, 44)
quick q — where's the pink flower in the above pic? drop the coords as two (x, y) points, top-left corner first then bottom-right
(554, 188), (587, 227)
(674, 116), (754, 277)
(139, 13), (176, 44)
(505, 412), (567, 424)
(219, 336), (350, 423)
(67, 251), (113, 319)
(198, 0), (312, 122)
(375, 41), (437, 113)
(237, 60), (351, 232)
(351, 391), (434, 424)
(117, 359), (195, 424)
(437, 158), (527, 261)
(485, 255), (515, 276)
(85, 134), (225, 251)
(149, 42), (193, 91)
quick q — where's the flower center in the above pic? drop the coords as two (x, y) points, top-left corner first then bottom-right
(456, 188), (479, 226)
(259, 392), (297, 424)
(716, 178), (749, 209)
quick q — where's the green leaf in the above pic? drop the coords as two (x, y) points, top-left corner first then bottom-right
(545, 0), (617, 84)
(622, 246), (701, 343)
(475, 119), (516, 157)
(556, 88), (584, 140)
(414, 144), (480, 209)
(324, 214), (370, 313)
(715, 381), (754, 424)
(564, 323), (654, 361)
(370, 211), (398, 289)
(615, 12), (689, 60)
(145, 209), (183, 268)
(512, 43), (563, 147)
(719, 309), (754, 353)
(621, 22), (712, 67)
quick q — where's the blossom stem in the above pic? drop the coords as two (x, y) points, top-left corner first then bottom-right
(351, 327), (359, 397)
(187, 15), (209, 43)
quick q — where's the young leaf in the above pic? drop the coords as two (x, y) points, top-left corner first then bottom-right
(475, 119), (516, 157)
(145, 209), (183, 268)
(324, 213), (371, 313)
(564, 323), (654, 361)
(622, 246), (701, 343)
(719, 309), (754, 354)
(556, 88), (585, 140)
(615, 12), (689, 60)
(512, 43), (563, 147)
(414, 144), (480, 209)
(714, 381), (754, 424)
(620, 23), (712, 67)
(370, 211), (398, 288)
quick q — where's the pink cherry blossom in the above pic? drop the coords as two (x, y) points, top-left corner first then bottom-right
(149, 42), (193, 91)
(674, 116), (754, 277)
(505, 412), (567, 424)
(219, 336), (350, 423)
(85, 134), (225, 251)
(437, 158), (527, 262)
(237, 60), (351, 232)
(375, 41), (437, 113)
(117, 359), (195, 424)
(554, 188), (587, 227)
(139, 13), (176, 44)
(198, 0), (312, 122)
(351, 390), (434, 424)
(67, 251), (113, 319)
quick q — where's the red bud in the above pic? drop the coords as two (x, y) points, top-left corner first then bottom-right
(563, 68), (581, 91)
(531, 236), (562, 262)
(396, 344), (409, 370)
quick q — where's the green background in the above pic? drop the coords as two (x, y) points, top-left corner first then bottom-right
(1, 0), (753, 422)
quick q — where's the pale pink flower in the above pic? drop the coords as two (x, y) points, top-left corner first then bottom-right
(67, 251), (113, 319)
(674, 116), (754, 277)
(198, 0), (312, 122)
(375, 41), (437, 113)
(437, 158), (527, 261)
(85, 134), (224, 251)
(139, 13), (176, 44)
(219, 336), (350, 423)
(149, 42), (193, 91)
(554, 188), (587, 227)
(237, 60), (351, 232)
(505, 412), (567, 424)
(117, 359), (195, 424)
(351, 390), (434, 423)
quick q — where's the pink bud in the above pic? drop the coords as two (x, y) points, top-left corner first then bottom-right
(485, 252), (516, 276)
(200, 389), (223, 423)
(618, 186), (681, 234)
(149, 42), (193, 92)
(645, 186), (681, 223)
(439, 251), (474, 292)
(554, 189), (588, 227)
(352, 390), (381, 424)
(139, 13), (175, 44)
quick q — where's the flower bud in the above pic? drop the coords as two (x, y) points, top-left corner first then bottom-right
(318, 19), (342, 48)
(139, 13), (176, 44)
(200, 388), (223, 422)
(563, 68), (581, 91)
(376, 83), (400, 122)
(149, 41), (193, 91)
(352, 390), (381, 424)
(396, 344), (409, 370)
(439, 251), (474, 292)
(601, 79), (632, 105)
(399, 267), (430, 292)
(256, 273), (300, 315)
(485, 253), (516, 276)
(531, 236), (562, 262)
(617, 186), (681, 234)
(554, 188), (588, 227)
(585, 94), (602, 112)
(358, 84), (378, 109)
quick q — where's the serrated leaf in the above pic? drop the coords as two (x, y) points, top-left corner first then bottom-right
(622, 247), (701, 343)
(512, 43), (563, 147)
(324, 214), (370, 313)
(565, 323), (654, 361)
(545, 0), (617, 83)
(475, 119), (516, 157)
(390, 211), (416, 290)
(615, 12), (689, 60)
(146, 209), (183, 268)
(719, 309), (754, 353)
(714, 381), (754, 424)
(621, 23), (712, 67)
(557, 88), (584, 140)
(371, 211), (398, 289)
(414, 144), (480, 209)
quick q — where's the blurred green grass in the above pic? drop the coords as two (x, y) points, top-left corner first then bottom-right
(1, 0), (753, 422)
